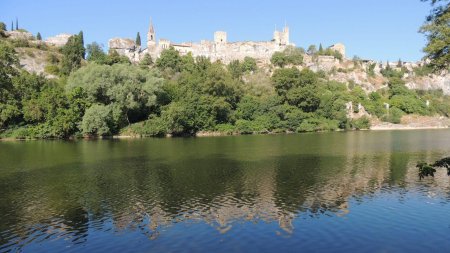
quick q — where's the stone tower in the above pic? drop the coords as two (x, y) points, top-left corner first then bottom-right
(214, 31), (227, 44)
(283, 26), (289, 45)
(273, 25), (289, 46)
(147, 18), (156, 51)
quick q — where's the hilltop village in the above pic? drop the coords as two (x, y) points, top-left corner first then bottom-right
(108, 20), (347, 65)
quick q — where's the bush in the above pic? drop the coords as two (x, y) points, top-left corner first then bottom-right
(126, 116), (167, 137)
(351, 116), (371, 130)
(381, 107), (404, 124)
(296, 117), (339, 132)
(413, 65), (433, 77)
(46, 53), (59, 64)
(270, 46), (304, 67)
(215, 123), (236, 134)
(235, 119), (255, 134)
(81, 104), (119, 136)
(366, 63), (376, 77)
(44, 65), (60, 75)
(10, 39), (30, 47)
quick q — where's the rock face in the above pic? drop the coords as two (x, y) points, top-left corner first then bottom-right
(109, 38), (136, 50)
(346, 102), (370, 119)
(45, 33), (72, 47)
(405, 74), (450, 95)
(108, 38), (140, 62)
(6, 30), (33, 40)
(15, 48), (52, 77)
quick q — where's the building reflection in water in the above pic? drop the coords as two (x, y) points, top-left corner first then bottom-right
(1, 131), (450, 251)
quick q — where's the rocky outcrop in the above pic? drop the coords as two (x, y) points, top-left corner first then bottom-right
(405, 74), (450, 95)
(5, 30), (33, 40)
(45, 33), (72, 47)
(108, 38), (141, 62)
(346, 102), (371, 119)
(109, 38), (136, 50)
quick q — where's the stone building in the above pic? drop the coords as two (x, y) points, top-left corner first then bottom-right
(329, 43), (346, 58)
(109, 19), (294, 64)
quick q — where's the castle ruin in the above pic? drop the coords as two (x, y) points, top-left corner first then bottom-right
(109, 19), (294, 64)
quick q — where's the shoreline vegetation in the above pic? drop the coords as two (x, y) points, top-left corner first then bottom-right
(1, 125), (448, 142)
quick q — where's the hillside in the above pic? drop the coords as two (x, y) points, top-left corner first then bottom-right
(0, 27), (449, 140)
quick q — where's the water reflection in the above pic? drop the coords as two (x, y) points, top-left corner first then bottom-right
(1, 130), (450, 252)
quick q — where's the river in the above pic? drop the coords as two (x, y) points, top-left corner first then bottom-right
(1, 130), (450, 252)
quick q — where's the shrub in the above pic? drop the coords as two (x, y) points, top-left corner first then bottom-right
(44, 65), (60, 75)
(235, 119), (255, 134)
(215, 123), (236, 134)
(413, 65), (433, 77)
(296, 117), (339, 132)
(381, 107), (404, 124)
(351, 116), (371, 130)
(81, 104), (119, 136)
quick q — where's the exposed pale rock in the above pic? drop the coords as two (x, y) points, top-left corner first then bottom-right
(45, 33), (73, 47)
(6, 30), (33, 40)
(406, 74), (450, 95)
(109, 38), (136, 50)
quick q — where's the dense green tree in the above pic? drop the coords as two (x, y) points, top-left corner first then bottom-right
(236, 95), (261, 120)
(81, 104), (116, 136)
(242, 57), (257, 72)
(203, 62), (241, 106)
(420, 0), (449, 70)
(139, 54), (153, 67)
(0, 41), (20, 127)
(286, 86), (320, 112)
(86, 42), (107, 63)
(67, 63), (164, 125)
(307, 45), (317, 55)
(155, 47), (183, 72)
(78, 31), (85, 59)
(136, 32), (141, 46)
(271, 67), (301, 97)
(228, 60), (243, 79)
(270, 51), (287, 67)
(270, 47), (303, 67)
(319, 43), (323, 52)
(162, 93), (217, 135)
(61, 32), (85, 75)
(107, 49), (130, 65)
(36, 32), (42, 40)
(15, 17), (18, 30)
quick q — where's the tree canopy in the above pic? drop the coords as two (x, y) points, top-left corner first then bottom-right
(420, 0), (450, 71)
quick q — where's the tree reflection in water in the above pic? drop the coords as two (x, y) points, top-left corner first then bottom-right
(1, 131), (450, 251)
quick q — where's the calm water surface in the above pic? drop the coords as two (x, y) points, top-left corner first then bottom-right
(1, 130), (450, 252)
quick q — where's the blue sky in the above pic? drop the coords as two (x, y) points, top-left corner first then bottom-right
(2, 0), (433, 62)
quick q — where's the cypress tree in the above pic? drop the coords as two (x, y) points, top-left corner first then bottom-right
(136, 32), (141, 46)
(78, 31), (85, 59)
(319, 43), (323, 53)
(15, 17), (18, 30)
(11, 21), (13, 31)
(36, 32), (42, 40)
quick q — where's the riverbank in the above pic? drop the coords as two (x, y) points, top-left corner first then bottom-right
(370, 115), (450, 131)
(2, 115), (449, 141)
